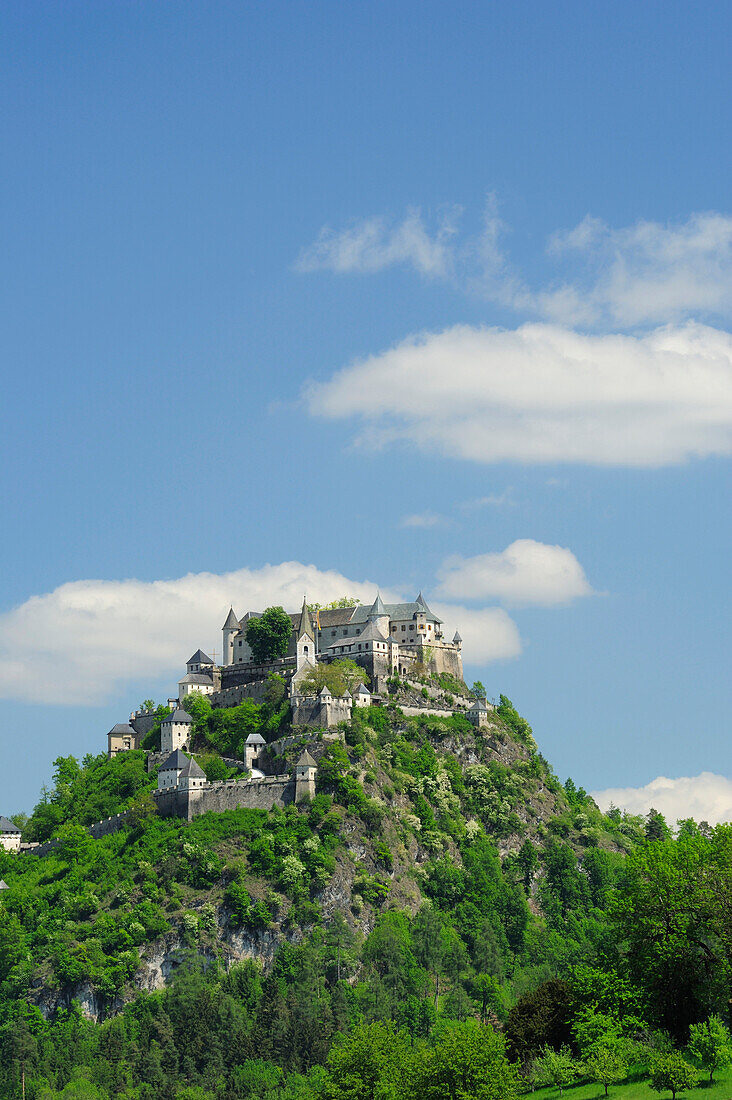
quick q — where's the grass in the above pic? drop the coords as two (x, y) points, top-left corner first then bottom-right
(528, 1063), (732, 1099)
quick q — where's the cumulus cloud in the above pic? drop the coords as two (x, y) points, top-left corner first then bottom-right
(437, 540), (593, 607)
(0, 562), (523, 706)
(543, 212), (732, 326)
(592, 772), (732, 828)
(294, 206), (461, 278)
(429, 603), (522, 664)
(306, 321), (732, 466)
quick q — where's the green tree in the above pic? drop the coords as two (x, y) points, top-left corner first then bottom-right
(534, 1045), (582, 1097)
(297, 659), (370, 697)
(645, 807), (672, 841)
(687, 1014), (732, 1083)
(317, 1020), (410, 1100)
(471, 681), (486, 698)
(409, 1020), (519, 1100)
(584, 1043), (628, 1096)
(648, 1052), (698, 1098)
(246, 607), (293, 663)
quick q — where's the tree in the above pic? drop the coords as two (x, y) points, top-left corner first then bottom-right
(317, 1020), (410, 1100)
(246, 606), (293, 663)
(534, 1045), (582, 1097)
(584, 1044), (628, 1096)
(504, 979), (574, 1060)
(687, 1014), (732, 1083)
(648, 1052), (698, 1098)
(297, 659), (370, 697)
(645, 807), (672, 841)
(309, 596), (361, 612)
(471, 681), (486, 698)
(409, 1020), (520, 1100)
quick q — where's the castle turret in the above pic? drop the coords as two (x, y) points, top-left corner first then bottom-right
(296, 597), (316, 673)
(222, 607), (240, 666)
(453, 630), (462, 649)
(161, 707), (193, 755)
(294, 749), (317, 802)
(366, 592), (390, 638)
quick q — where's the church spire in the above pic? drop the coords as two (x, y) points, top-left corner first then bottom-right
(298, 596), (314, 640)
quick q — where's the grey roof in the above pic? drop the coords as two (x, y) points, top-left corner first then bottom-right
(350, 598), (443, 625)
(297, 749), (317, 768)
(163, 707), (194, 725)
(470, 698), (488, 711)
(355, 619), (388, 643)
(453, 630), (462, 643)
(187, 649), (213, 666)
(223, 607), (240, 630)
(319, 685), (332, 697)
(356, 683), (371, 694)
(108, 723), (137, 736)
(245, 732), (266, 745)
(180, 755), (205, 778)
(0, 880), (8, 890)
(0, 816), (20, 834)
(298, 597), (314, 640)
(178, 672), (214, 685)
(368, 592), (387, 618)
(314, 606), (359, 627)
(160, 749), (190, 771)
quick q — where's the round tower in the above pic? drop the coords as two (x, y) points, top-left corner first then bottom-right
(222, 607), (240, 666)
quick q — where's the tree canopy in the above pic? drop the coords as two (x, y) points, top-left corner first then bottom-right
(245, 606), (293, 663)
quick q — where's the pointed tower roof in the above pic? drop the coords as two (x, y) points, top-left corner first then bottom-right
(160, 748), (189, 771)
(163, 707), (193, 725)
(223, 607), (240, 630)
(453, 629), (462, 643)
(368, 592), (387, 618)
(298, 596), (314, 640)
(414, 592), (442, 623)
(319, 685), (332, 698)
(187, 649), (213, 666)
(180, 755), (205, 779)
(297, 749), (317, 768)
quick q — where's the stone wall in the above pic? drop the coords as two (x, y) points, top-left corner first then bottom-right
(220, 657), (296, 690)
(291, 694), (351, 729)
(154, 774), (294, 821)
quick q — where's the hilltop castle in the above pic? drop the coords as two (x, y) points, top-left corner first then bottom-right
(108, 591), (485, 760)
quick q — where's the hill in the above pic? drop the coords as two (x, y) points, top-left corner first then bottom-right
(0, 696), (728, 1099)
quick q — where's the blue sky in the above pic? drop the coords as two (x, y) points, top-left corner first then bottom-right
(2, 1), (731, 820)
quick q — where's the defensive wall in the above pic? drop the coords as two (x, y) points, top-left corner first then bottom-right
(153, 773), (297, 821)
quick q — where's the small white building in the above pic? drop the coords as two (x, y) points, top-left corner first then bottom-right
(161, 707), (194, 754)
(0, 816), (21, 853)
(178, 671), (216, 700)
(353, 683), (372, 707)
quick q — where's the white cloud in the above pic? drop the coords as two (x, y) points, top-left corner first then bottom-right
(430, 603), (522, 664)
(0, 562), (523, 706)
(297, 203), (732, 327)
(543, 212), (732, 326)
(437, 540), (593, 607)
(306, 321), (732, 466)
(592, 772), (732, 827)
(459, 490), (515, 510)
(399, 511), (448, 528)
(294, 206), (461, 278)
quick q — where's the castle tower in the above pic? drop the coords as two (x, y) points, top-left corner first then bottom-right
(243, 730), (266, 771)
(294, 749), (317, 802)
(161, 707), (193, 754)
(222, 607), (240, 666)
(296, 596), (316, 673)
(366, 592), (390, 639)
(453, 629), (462, 650)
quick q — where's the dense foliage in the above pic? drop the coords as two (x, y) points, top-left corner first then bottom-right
(3, 698), (732, 1098)
(245, 608), (293, 664)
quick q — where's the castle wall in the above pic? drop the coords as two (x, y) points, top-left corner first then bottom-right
(220, 657), (296, 689)
(211, 679), (272, 708)
(154, 775), (295, 820)
(291, 695), (351, 729)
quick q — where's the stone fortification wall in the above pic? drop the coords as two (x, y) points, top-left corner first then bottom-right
(154, 774), (294, 821)
(291, 695), (351, 729)
(131, 711), (161, 738)
(398, 705), (460, 720)
(146, 751), (247, 774)
(210, 680), (270, 708)
(220, 658), (296, 691)
(32, 810), (132, 857)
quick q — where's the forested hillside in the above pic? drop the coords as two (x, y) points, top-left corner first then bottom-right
(1, 697), (730, 1099)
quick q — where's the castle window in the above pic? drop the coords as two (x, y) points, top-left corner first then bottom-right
(410, 625), (415, 631)
(358, 644), (362, 650)
(401, 625), (406, 631)
(331, 630), (336, 636)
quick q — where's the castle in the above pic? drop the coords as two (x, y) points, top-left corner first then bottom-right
(108, 591), (472, 758)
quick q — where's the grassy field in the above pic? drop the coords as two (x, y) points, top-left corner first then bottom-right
(528, 1064), (732, 1099)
